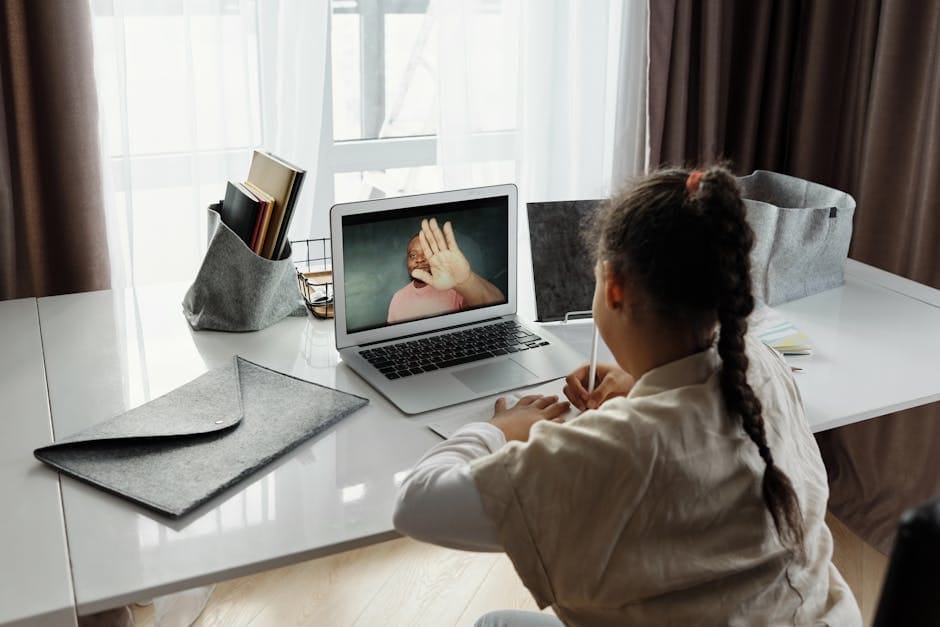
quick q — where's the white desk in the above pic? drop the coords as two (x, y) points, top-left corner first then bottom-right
(36, 286), (446, 616)
(30, 258), (940, 618)
(547, 260), (940, 433)
(775, 260), (940, 431)
(0, 299), (77, 627)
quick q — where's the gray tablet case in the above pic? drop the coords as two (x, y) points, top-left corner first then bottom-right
(527, 200), (603, 322)
(34, 356), (368, 517)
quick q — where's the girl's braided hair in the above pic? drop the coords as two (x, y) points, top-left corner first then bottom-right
(589, 165), (804, 549)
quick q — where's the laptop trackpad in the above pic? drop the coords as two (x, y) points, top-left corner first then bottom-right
(452, 360), (538, 394)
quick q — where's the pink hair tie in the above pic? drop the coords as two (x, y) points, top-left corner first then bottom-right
(686, 170), (703, 193)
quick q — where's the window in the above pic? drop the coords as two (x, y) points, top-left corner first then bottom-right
(328, 0), (517, 203)
(91, 0), (262, 286)
(91, 0), (518, 287)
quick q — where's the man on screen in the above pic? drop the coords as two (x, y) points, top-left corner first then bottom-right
(387, 218), (505, 323)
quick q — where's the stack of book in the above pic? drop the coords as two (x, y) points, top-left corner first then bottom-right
(219, 150), (306, 260)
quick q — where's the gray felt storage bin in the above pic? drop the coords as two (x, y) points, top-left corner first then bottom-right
(738, 170), (856, 306)
(182, 204), (306, 331)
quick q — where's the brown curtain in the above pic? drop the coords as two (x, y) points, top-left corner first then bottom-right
(649, 0), (940, 554)
(648, 0), (880, 189)
(850, 1), (940, 287)
(816, 1), (940, 555)
(0, 0), (110, 300)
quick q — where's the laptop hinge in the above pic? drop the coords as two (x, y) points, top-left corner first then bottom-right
(357, 316), (507, 348)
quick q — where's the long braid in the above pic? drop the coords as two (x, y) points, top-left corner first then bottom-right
(697, 168), (805, 550)
(592, 165), (805, 551)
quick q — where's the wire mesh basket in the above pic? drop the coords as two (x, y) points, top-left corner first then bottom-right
(291, 238), (334, 319)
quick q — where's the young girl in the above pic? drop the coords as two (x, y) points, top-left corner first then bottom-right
(393, 166), (861, 626)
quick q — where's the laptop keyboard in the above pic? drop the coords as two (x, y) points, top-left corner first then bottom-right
(359, 320), (550, 380)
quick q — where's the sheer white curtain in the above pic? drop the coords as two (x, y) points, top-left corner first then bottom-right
(433, 0), (649, 314)
(92, 0), (645, 291)
(517, 0), (647, 202)
(88, 2), (328, 619)
(434, 0), (647, 196)
(256, 0), (330, 241)
(91, 0), (329, 289)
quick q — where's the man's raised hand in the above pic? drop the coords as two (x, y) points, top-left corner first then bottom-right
(411, 218), (471, 290)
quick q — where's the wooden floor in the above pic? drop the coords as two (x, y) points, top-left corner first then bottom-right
(132, 513), (886, 627)
(826, 513), (889, 625)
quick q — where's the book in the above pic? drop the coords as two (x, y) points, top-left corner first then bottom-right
(244, 181), (275, 254)
(249, 197), (271, 252)
(272, 166), (306, 259)
(749, 302), (813, 355)
(220, 181), (261, 248)
(247, 150), (305, 259)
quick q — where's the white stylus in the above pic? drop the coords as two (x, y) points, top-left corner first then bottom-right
(587, 325), (599, 395)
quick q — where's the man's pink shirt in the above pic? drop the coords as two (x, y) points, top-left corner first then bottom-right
(387, 281), (464, 323)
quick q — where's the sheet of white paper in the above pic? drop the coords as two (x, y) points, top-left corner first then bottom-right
(542, 320), (616, 364)
(425, 378), (578, 439)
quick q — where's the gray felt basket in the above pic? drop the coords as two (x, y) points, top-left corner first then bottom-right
(738, 170), (856, 306)
(182, 204), (307, 331)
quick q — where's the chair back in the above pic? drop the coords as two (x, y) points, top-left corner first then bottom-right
(872, 495), (940, 627)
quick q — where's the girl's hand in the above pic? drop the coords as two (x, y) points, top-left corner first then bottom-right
(563, 363), (636, 411)
(489, 395), (570, 442)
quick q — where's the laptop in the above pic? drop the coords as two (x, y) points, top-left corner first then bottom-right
(330, 184), (585, 414)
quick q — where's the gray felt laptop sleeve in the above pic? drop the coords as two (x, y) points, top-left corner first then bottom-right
(34, 356), (368, 518)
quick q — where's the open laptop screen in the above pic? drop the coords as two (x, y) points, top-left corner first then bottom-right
(340, 195), (510, 335)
